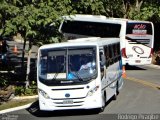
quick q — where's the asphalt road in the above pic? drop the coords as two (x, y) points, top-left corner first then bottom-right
(1, 65), (160, 120)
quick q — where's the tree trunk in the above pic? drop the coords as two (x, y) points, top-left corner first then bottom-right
(25, 48), (32, 89)
(25, 39), (33, 89)
(21, 38), (26, 76)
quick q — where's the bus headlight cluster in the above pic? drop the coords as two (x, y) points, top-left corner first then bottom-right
(38, 89), (50, 99)
(87, 85), (99, 97)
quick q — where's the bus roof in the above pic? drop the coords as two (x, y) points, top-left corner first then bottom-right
(108, 17), (152, 23)
(62, 14), (107, 21)
(39, 37), (120, 50)
(61, 14), (123, 24)
(62, 14), (152, 24)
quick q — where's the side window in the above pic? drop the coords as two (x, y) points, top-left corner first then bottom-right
(112, 43), (121, 63)
(113, 44), (117, 62)
(117, 43), (120, 55)
(117, 43), (121, 60)
(104, 43), (120, 66)
(108, 45), (114, 65)
(104, 46), (109, 67)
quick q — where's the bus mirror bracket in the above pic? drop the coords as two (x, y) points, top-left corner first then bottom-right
(100, 56), (106, 66)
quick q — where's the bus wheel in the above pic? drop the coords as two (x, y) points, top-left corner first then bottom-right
(113, 82), (119, 100)
(100, 93), (106, 112)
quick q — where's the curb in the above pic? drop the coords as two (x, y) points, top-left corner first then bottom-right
(0, 95), (38, 114)
(0, 103), (33, 114)
(12, 95), (38, 100)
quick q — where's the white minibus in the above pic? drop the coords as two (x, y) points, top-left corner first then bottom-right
(37, 37), (123, 112)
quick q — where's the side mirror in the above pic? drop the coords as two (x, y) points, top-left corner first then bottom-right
(100, 55), (106, 66)
(100, 66), (104, 72)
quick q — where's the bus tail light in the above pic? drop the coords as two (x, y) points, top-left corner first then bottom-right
(122, 48), (127, 58)
(149, 48), (153, 58)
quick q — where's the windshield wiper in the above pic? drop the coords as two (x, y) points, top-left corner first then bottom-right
(52, 65), (65, 80)
(52, 72), (59, 80)
(74, 72), (83, 81)
(69, 71), (83, 81)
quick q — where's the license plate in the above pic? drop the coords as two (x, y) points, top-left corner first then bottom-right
(135, 60), (141, 63)
(63, 99), (73, 104)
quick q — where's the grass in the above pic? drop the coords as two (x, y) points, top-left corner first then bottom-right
(0, 98), (37, 111)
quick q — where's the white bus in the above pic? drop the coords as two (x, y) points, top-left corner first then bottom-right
(59, 14), (154, 65)
(37, 37), (123, 112)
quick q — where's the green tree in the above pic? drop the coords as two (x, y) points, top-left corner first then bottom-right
(0, 0), (74, 88)
(71, 0), (105, 15)
(71, 0), (160, 21)
(120, 0), (160, 21)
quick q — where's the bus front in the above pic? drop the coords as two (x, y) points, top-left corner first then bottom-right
(122, 22), (154, 65)
(37, 46), (102, 111)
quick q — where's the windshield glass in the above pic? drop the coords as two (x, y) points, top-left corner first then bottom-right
(38, 47), (97, 85)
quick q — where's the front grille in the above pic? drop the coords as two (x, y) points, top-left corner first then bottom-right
(51, 97), (85, 107)
(54, 101), (84, 104)
(52, 87), (84, 91)
(51, 97), (85, 100)
(55, 105), (82, 107)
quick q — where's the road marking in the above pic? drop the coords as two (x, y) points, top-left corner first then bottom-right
(126, 77), (160, 90)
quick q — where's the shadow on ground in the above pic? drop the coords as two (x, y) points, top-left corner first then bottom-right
(125, 65), (147, 70)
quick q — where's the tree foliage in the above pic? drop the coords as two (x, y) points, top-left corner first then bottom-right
(0, 0), (73, 44)
(121, 0), (160, 21)
(1, 0), (160, 44)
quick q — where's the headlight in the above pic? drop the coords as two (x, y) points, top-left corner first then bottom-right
(87, 85), (99, 97)
(38, 89), (50, 99)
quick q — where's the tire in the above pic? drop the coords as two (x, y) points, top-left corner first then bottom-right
(100, 92), (106, 112)
(113, 82), (119, 100)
